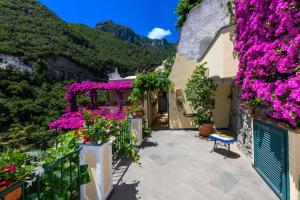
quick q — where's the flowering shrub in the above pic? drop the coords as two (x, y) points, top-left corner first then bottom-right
(234, 0), (300, 127)
(65, 81), (132, 106)
(0, 151), (34, 187)
(77, 111), (119, 144)
(49, 109), (126, 131)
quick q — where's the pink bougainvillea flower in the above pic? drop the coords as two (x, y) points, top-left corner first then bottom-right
(234, 0), (300, 127)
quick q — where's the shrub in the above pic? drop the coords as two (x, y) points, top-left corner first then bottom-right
(185, 62), (216, 125)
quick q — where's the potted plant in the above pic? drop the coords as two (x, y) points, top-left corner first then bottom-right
(77, 111), (119, 200)
(127, 106), (145, 118)
(0, 151), (34, 200)
(185, 62), (217, 136)
(78, 110), (119, 144)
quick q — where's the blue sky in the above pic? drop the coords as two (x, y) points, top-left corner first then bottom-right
(38, 0), (180, 42)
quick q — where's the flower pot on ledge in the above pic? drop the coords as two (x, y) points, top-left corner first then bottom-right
(198, 123), (214, 137)
(0, 183), (22, 200)
(78, 140), (113, 200)
(133, 112), (144, 118)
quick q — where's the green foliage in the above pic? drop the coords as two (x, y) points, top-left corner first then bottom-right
(163, 52), (176, 76)
(0, 0), (174, 76)
(27, 131), (90, 200)
(185, 62), (216, 125)
(143, 126), (152, 138)
(96, 20), (177, 53)
(175, 0), (203, 28)
(129, 71), (171, 103)
(81, 112), (119, 144)
(126, 106), (145, 118)
(114, 121), (140, 162)
(226, 0), (236, 24)
(42, 132), (79, 165)
(0, 66), (66, 152)
(0, 150), (35, 182)
(245, 98), (264, 109)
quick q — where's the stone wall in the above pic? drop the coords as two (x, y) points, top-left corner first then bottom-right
(229, 85), (253, 159)
(177, 0), (230, 60)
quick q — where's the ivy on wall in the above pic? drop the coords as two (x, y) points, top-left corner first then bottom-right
(175, 0), (203, 29)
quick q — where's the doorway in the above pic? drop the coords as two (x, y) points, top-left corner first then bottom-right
(148, 91), (169, 130)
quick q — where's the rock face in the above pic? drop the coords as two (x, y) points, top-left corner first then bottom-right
(0, 54), (32, 71)
(96, 20), (176, 48)
(45, 56), (100, 81)
(229, 86), (253, 158)
(177, 0), (230, 60)
(0, 54), (99, 81)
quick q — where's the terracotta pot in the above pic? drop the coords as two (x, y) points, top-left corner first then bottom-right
(134, 112), (144, 118)
(198, 123), (214, 137)
(0, 184), (22, 200)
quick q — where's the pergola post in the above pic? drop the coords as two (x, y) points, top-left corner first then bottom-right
(116, 91), (124, 114)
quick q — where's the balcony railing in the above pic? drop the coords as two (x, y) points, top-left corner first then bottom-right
(0, 148), (82, 200)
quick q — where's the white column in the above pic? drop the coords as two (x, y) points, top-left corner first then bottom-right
(130, 118), (143, 147)
(78, 141), (113, 200)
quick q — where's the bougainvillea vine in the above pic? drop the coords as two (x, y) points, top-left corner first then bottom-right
(234, 0), (300, 127)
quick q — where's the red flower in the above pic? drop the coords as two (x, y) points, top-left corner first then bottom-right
(4, 164), (16, 173)
(83, 136), (90, 144)
(0, 181), (13, 187)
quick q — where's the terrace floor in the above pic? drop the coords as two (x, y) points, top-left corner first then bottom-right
(109, 130), (278, 200)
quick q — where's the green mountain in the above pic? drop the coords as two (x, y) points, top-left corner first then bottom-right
(96, 20), (177, 49)
(0, 0), (176, 77)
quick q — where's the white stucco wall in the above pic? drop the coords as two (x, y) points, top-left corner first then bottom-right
(288, 130), (300, 200)
(200, 26), (238, 79)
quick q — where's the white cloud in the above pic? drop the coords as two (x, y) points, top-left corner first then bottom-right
(148, 28), (171, 40)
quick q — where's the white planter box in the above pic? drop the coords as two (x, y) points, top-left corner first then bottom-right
(130, 118), (143, 146)
(78, 141), (113, 200)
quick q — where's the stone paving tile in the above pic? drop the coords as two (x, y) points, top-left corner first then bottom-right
(209, 171), (239, 194)
(109, 130), (278, 200)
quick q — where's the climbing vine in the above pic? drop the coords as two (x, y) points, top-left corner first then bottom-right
(129, 71), (171, 103)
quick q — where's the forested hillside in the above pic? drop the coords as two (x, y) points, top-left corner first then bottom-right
(0, 0), (175, 76)
(0, 65), (66, 151)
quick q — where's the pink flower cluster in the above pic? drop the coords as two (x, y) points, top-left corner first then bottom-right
(234, 0), (300, 127)
(65, 80), (132, 103)
(49, 109), (126, 131)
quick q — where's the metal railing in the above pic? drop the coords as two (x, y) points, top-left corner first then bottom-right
(113, 119), (131, 159)
(0, 148), (82, 200)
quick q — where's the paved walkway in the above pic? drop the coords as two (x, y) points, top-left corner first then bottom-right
(109, 130), (278, 200)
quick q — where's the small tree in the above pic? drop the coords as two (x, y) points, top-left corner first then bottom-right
(185, 62), (216, 126)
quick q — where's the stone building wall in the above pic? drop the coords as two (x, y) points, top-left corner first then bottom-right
(229, 85), (253, 159)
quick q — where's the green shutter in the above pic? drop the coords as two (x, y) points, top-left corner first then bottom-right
(254, 119), (289, 200)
